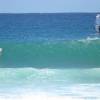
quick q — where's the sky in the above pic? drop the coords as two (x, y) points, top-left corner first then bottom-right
(0, 0), (100, 13)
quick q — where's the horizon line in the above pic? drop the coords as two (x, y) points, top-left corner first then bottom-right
(0, 12), (99, 14)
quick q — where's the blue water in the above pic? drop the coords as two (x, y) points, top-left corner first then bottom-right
(0, 13), (96, 42)
(0, 13), (100, 100)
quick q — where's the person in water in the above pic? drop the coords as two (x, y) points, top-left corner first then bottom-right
(96, 14), (100, 34)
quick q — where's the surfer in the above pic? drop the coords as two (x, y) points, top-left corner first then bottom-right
(95, 14), (100, 34)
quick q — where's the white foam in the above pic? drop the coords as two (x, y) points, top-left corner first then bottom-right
(86, 36), (99, 41)
(0, 48), (3, 52)
(0, 93), (81, 100)
(78, 36), (100, 44)
(0, 84), (100, 100)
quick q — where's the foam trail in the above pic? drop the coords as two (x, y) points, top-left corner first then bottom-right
(0, 93), (78, 100)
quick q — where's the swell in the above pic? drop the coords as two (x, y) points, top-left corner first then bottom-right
(0, 37), (100, 68)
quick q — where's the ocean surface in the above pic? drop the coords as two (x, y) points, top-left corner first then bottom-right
(0, 13), (100, 100)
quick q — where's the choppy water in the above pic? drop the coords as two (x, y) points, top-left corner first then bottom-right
(0, 13), (100, 100)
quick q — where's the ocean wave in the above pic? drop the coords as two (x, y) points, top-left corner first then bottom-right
(0, 37), (100, 68)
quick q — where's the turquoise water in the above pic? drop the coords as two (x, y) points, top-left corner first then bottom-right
(0, 13), (100, 100)
(0, 37), (100, 68)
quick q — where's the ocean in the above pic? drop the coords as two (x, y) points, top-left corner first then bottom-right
(0, 13), (100, 100)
